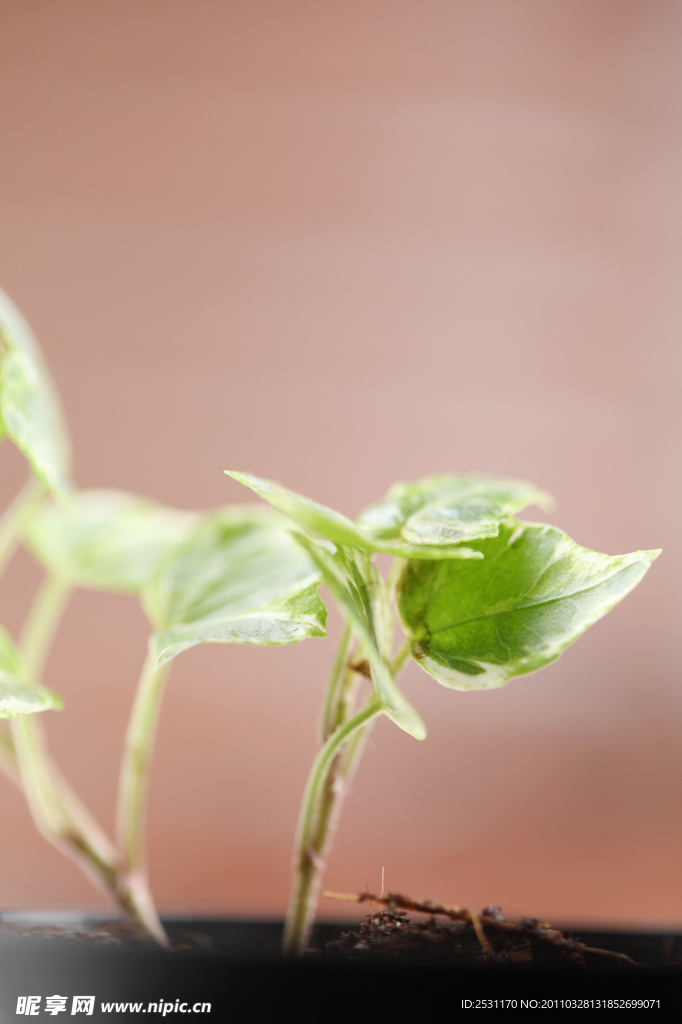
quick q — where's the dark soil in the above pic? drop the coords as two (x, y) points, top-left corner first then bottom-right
(0, 918), (212, 952)
(0, 918), (155, 946)
(3, 897), (681, 970)
(320, 893), (682, 970)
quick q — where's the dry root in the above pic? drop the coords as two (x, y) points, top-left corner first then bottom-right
(324, 890), (636, 967)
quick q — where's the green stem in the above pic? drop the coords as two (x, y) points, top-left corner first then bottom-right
(0, 725), (20, 786)
(386, 555), (406, 606)
(303, 695), (376, 918)
(390, 638), (411, 677)
(12, 714), (122, 894)
(283, 696), (383, 955)
(319, 622), (353, 742)
(115, 644), (170, 943)
(11, 576), (73, 843)
(11, 575), (167, 944)
(11, 715), (160, 938)
(11, 576), (119, 888)
(20, 574), (70, 682)
(0, 480), (47, 792)
(0, 478), (45, 579)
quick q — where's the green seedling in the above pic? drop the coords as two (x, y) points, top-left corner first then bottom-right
(22, 495), (327, 943)
(0, 290), (329, 944)
(225, 471), (660, 954)
(0, 288), (661, 955)
(0, 288), (72, 774)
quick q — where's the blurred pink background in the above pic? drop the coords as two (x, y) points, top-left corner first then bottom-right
(0, 0), (679, 928)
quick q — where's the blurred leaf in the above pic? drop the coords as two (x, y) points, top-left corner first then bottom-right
(225, 471), (372, 549)
(24, 490), (199, 593)
(0, 624), (62, 718)
(398, 520), (660, 691)
(0, 678), (63, 718)
(358, 473), (553, 547)
(295, 534), (426, 740)
(225, 470), (480, 560)
(144, 510), (327, 666)
(371, 539), (482, 560)
(0, 289), (73, 495)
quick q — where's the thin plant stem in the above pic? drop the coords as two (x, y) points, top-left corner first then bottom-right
(11, 713), (162, 937)
(307, 663), (364, 855)
(0, 478), (45, 579)
(283, 695), (383, 955)
(0, 726), (20, 786)
(11, 575), (73, 848)
(10, 574), (167, 943)
(115, 645), (170, 943)
(0, 480), (45, 790)
(390, 638), (411, 677)
(302, 695), (377, 929)
(386, 555), (406, 606)
(20, 574), (70, 682)
(284, 625), (357, 952)
(11, 576), (122, 906)
(283, 569), (415, 955)
(319, 621), (353, 742)
(12, 713), (122, 896)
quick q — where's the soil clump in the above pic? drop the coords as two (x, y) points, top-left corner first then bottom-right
(321, 891), (677, 969)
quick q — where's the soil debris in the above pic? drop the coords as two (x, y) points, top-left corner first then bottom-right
(0, 918), (154, 947)
(321, 891), (650, 968)
(0, 918), (209, 951)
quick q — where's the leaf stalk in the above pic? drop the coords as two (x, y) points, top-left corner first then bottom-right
(10, 573), (168, 944)
(283, 688), (382, 955)
(115, 645), (170, 944)
(0, 478), (45, 578)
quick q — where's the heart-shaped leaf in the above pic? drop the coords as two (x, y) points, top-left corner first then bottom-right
(143, 510), (327, 666)
(225, 471), (481, 560)
(398, 520), (659, 691)
(295, 534), (426, 740)
(0, 624), (62, 718)
(0, 289), (73, 496)
(24, 490), (199, 593)
(358, 474), (553, 547)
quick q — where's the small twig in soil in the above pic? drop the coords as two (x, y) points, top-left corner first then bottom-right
(468, 910), (493, 955)
(324, 890), (635, 966)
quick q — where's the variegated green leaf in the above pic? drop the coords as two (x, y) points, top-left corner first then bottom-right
(225, 471), (481, 560)
(358, 473), (553, 547)
(143, 510), (327, 666)
(24, 490), (199, 593)
(0, 624), (62, 718)
(398, 520), (659, 691)
(225, 471), (372, 549)
(0, 289), (73, 495)
(0, 678), (63, 718)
